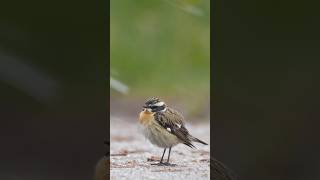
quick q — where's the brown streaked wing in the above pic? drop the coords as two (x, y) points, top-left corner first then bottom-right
(155, 108), (195, 148)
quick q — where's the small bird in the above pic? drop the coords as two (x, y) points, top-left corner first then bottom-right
(138, 97), (208, 166)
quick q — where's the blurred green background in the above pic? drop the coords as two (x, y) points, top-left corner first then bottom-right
(110, 0), (210, 118)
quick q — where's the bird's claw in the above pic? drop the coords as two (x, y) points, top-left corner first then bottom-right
(151, 162), (176, 166)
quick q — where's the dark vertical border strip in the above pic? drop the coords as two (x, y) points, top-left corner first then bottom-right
(93, 0), (110, 179)
(106, 0), (111, 178)
(211, 0), (238, 179)
(105, 0), (111, 178)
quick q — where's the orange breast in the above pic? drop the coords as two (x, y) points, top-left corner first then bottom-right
(139, 110), (154, 126)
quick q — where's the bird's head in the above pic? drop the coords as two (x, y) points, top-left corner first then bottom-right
(143, 97), (167, 113)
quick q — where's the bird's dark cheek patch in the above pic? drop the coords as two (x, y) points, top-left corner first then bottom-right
(152, 106), (165, 112)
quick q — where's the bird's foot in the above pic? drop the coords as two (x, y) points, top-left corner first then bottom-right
(151, 162), (165, 166)
(162, 162), (176, 166)
(151, 162), (176, 166)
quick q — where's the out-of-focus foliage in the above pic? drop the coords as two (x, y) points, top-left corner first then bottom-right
(110, 0), (210, 111)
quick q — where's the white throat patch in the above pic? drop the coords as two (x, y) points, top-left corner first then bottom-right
(145, 108), (152, 112)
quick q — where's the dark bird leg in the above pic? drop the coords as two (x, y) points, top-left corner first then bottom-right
(163, 147), (176, 166)
(151, 148), (166, 166)
(160, 148), (166, 163)
(167, 147), (172, 163)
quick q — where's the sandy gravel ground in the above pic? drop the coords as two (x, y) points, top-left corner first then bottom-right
(110, 116), (210, 180)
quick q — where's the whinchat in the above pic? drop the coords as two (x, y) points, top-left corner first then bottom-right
(138, 97), (208, 166)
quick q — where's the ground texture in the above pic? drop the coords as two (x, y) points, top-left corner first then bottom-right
(110, 116), (210, 180)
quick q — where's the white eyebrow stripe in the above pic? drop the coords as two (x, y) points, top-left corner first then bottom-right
(154, 101), (165, 106)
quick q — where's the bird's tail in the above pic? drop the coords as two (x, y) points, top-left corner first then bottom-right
(190, 136), (208, 145)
